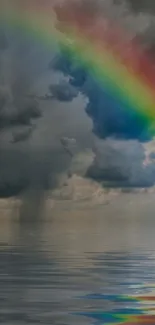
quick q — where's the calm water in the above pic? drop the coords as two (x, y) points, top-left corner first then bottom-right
(1, 204), (155, 324)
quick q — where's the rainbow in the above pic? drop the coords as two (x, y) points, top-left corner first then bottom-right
(76, 293), (155, 324)
(1, 0), (155, 141)
(1, 4), (155, 323)
(53, 2), (155, 140)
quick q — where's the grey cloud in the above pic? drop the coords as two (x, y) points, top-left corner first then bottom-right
(11, 126), (35, 144)
(0, 31), (8, 51)
(0, 23), (53, 134)
(0, 27), (56, 197)
(1, 0), (155, 201)
(0, 93), (92, 198)
(0, 148), (69, 197)
(87, 139), (155, 187)
(0, 92), (41, 129)
(49, 81), (79, 102)
(126, 0), (155, 13)
(149, 152), (155, 159)
(52, 0), (155, 191)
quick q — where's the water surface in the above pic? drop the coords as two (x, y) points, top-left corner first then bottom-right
(1, 204), (155, 324)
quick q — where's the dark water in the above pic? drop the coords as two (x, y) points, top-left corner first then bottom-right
(1, 209), (155, 324)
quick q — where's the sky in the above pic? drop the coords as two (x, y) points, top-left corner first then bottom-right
(1, 0), (155, 201)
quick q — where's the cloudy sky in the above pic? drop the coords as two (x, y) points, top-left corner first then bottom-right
(1, 0), (155, 199)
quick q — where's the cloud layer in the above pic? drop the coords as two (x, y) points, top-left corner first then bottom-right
(51, 0), (155, 188)
(52, 0), (155, 142)
(86, 139), (155, 187)
(1, 0), (155, 200)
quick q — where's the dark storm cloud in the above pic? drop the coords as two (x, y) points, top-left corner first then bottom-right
(0, 1), (81, 205)
(86, 139), (155, 188)
(0, 90), (41, 130)
(0, 28), (44, 133)
(0, 149), (30, 197)
(126, 0), (155, 13)
(0, 146), (72, 198)
(0, 30), (8, 50)
(11, 126), (35, 143)
(0, 24), (56, 197)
